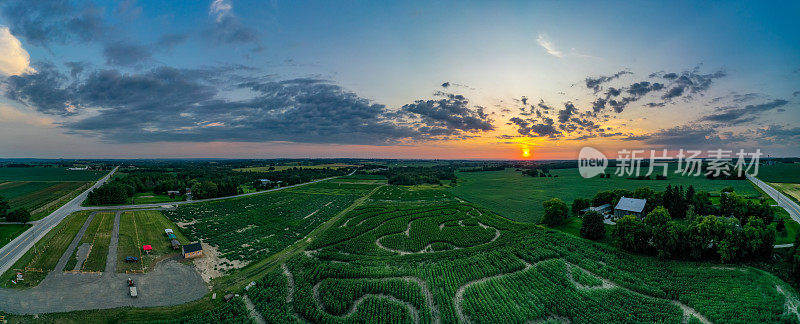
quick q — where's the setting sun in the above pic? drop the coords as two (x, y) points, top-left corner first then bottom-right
(521, 147), (531, 158)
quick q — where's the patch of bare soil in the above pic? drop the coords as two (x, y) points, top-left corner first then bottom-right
(192, 243), (247, 282)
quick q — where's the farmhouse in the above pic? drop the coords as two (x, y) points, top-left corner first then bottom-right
(614, 197), (647, 218)
(182, 243), (204, 259)
(581, 204), (612, 216)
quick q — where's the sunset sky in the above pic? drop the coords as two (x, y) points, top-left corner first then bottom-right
(0, 0), (798, 160)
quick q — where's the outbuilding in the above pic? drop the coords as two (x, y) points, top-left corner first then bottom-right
(182, 242), (204, 259)
(614, 197), (647, 219)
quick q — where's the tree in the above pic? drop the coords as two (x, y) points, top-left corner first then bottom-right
(612, 215), (651, 252)
(542, 198), (568, 226)
(592, 191), (616, 207)
(645, 206), (672, 258)
(571, 198), (590, 216)
(0, 196), (8, 218)
(6, 209), (31, 223)
(580, 211), (605, 240)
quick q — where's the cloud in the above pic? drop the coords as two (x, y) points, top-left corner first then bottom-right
(509, 116), (560, 138)
(756, 125), (800, 144)
(793, 91), (799, 97)
(641, 124), (746, 147)
(0, 26), (33, 75)
(655, 68), (726, 101)
(0, 103), (54, 127)
(0, 0), (106, 47)
(557, 102), (578, 123)
(103, 42), (153, 66)
(207, 0), (259, 44)
(155, 33), (189, 51)
(699, 99), (788, 124)
(3, 65), (494, 145)
(536, 33), (562, 57)
(584, 71), (631, 93)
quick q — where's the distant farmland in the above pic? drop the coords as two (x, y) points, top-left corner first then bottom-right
(0, 167), (105, 182)
(233, 163), (357, 172)
(757, 163), (800, 183)
(0, 182), (87, 213)
(449, 168), (759, 223)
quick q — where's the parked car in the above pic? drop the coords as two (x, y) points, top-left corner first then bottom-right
(125, 256), (139, 263)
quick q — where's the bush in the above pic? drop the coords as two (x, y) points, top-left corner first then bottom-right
(580, 211), (605, 240)
(571, 198), (590, 216)
(542, 198), (568, 226)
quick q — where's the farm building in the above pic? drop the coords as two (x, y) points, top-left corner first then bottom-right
(170, 239), (181, 249)
(165, 229), (174, 235)
(614, 197), (647, 218)
(182, 243), (204, 258)
(580, 204), (612, 216)
(168, 233), (177, 240)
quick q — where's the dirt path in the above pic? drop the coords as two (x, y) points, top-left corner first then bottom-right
(104, 211), (122, 274)
(777, 285), (800, 322)
(242, 295), (267, 324)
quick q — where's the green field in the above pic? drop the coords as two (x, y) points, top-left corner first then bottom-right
(771, 182), (800, 203)
(163, 180), (381, 266)
(0, 167), (105, 182)
(758, 163), (800, 183)
(0, 181), (88, 217)
(117, 210), (190, 273)
(0, 211), (92, 288)
(0, 224), (30, 248)
(241, 194), (798, 323)
(68, 212), (115, 272)
(450, 168), (760, 223)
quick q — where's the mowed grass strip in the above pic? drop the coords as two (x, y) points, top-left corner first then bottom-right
(450, 168), (760, 223)
(117, 210), (189, 273)
(0, 211), (91, 288)
(79, 212), (116, 272)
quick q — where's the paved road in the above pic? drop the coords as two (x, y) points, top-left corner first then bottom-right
(0, 167), (118, 276)
(747, 174), (800, 224)
(79, 169), (356, 211)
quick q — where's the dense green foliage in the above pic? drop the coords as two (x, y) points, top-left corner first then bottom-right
(0, 167), (105, 182)
(138, 297), (254, 324)
(758, 163), (800, 183)
(580, 211), (605, 240)
(364, 166), (455, 185)
(542, 198), (568, 226)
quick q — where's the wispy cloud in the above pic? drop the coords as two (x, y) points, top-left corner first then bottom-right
(536, 33), (562, 58)
(209, 0), (233, 23)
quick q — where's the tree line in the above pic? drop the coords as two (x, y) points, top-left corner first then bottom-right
(0, 196), (31, 223)
(542, 185), (778, 263)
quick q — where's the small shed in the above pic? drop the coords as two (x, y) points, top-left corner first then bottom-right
(164, 229), (174, 235)
(182, 243), (204, 259)
(167, 233), (177, 240)
(614, 197), (647, 219)
(580, 204), (612, 216)
(170, 239), (181, 249)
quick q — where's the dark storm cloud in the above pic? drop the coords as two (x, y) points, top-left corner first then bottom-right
(4, 66), (494, 145)
(508, 116), (560, 138)
(3, 62), (77, 116)
(699, 99), (788, 124)
(401, 92), (495, 133)
(584, 70), (631, 93)
(557, 102), (578, 123)
(0, 0), (106, 47)
(103, 42), (153, 66)
(64, 61), (90, 79)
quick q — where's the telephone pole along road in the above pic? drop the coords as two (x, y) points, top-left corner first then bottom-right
(0, 167), (118, 276)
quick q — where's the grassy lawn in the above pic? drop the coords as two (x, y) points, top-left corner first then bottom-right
(131, 192), (184, 204)
(0, 211), (91, 288)
(117, 210), (190, 273)
(547, 216), (613, 245)
(74, 212), (115, 272)
(450, 168), (759, 223)
(0, 224), (31, 248)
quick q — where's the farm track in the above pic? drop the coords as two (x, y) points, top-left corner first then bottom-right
(453, 258), (713, 324)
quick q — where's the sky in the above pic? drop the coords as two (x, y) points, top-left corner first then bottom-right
(0, 0), (798, 160)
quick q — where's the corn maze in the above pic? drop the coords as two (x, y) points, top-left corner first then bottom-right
(242, 188), (800, 324)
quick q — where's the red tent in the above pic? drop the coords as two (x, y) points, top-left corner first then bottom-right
(143, 245), (152, 252)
